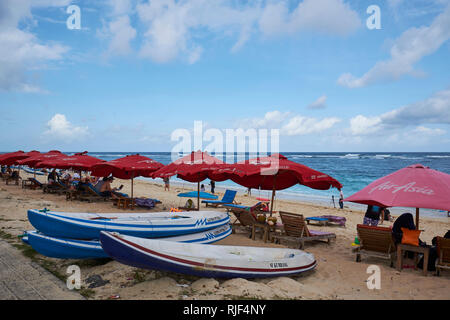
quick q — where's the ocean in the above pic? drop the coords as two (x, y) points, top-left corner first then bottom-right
(78, 151), (450, 219)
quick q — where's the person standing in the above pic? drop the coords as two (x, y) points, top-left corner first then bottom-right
(338, 189), (344, 209)
(363, 205), (385, 226)
(210, 180), (215, 194)
(163, 177), (170, 191)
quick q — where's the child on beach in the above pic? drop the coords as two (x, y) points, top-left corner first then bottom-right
(200, 184), (205, 192)
(363, 205), (386, 226)
(163, 177), (170, 191)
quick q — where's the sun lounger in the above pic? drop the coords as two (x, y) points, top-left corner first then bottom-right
(43, 180), (69, 195)
(436, 236), (450, 276)
(306, 215), (346, 227)
(22, 178), (44, 190)
(271, 211), (336, 249)
(201, 189), (237, 207)
(230, 208), (271, 243)
(5, 172), (22, 185)
(353, 224), (396, 267)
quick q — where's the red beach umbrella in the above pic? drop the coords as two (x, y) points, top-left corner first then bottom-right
(344, 164), (450, 229)
(152, 150), (226, 210)
(0, 150), (25, 165)
(36, 151), (104, 171)
(16, 150), (65, 168)
(215, 153), (343, 215)
(90, 154), (164, 179)
(0, 150), (40, 166)
(90, 154), (164, 208)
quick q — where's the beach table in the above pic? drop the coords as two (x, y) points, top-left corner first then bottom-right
(396, 243), (430, 276)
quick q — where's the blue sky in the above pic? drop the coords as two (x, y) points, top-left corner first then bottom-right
(0, 0), (449, 153)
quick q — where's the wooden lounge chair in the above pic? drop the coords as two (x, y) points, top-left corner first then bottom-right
(353, 224), (396, 267)
(271, 211), (336, 249)
(22, 178), (44, 190)
(43, 181), (69, 195)
(76, 183), (112, 202)
(436, 236), (450, 276)
(5, 171), (22, 185)
(230, 209), (271, 243)
(202, 190), (237, 208)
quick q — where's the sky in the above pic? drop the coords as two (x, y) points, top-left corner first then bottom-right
(0, 0), (449, 153)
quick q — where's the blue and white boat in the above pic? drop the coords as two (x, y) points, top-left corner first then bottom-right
(23, 167), (45, 175)
(27, 209), (230, 240)
(21, 224), (232, 259)
(100, 231), (317, 278)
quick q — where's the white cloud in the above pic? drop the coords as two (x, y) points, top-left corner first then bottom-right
(282, 116), (340, 135)
(348, 88), (450, 136)
(259, 0), (360, 36)
(134, 0), (360, 64)
(43, 114), (89, 141)
(349, 115), (382, 135)
(307, 95), (327, 109)
(338, 4), (450, 88)
(106, 15), (136, 56)
(413, 126), (446, 136)
(236, 110), (340, 136)
(0, 0), (69, 92)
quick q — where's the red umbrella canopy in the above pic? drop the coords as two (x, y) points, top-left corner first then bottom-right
(36, 152), (104, 171)
(90, 154), (164, 179)
(17, 150), (65, 168)
(0, 150), (40, 166)
(215, 153), (343, 191)
(152, 150), (226, 183)
(344, 164), (450, 212)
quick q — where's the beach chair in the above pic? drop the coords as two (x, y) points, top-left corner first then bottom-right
(306, 215), (346, 227)
(435, 237), (450, 276)
(22, 178), (44, 190)
(202, 189), (237, 208)
(43, 180), (69, 195)
(353, 224), (396, 267)
(230, 208), (271, 243)
(76, 183), (112, 202)
(5, 171), (22, 185)
(271, 211), (336, 249)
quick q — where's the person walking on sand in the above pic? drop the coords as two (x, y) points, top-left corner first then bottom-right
(338, 189), (344, 209)
(163, 177), (170, 191)
(210, 180), (215, 194)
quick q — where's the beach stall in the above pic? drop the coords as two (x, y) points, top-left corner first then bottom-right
(90, 154), (164, 209)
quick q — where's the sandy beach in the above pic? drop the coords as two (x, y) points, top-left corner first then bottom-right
(0, 170), (449, 300)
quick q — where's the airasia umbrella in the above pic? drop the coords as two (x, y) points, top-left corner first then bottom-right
(36, 151), (104, 171)
(0, 150), (40, 166)
(215, 153), (343, 215)
(344, 164), (450, 229)
(90, 154), (164, 208)
(152, 150), (226, 210)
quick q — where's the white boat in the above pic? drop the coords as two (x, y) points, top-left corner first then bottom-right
(100, 231), (317, 278)
(28, 209), (230, 239)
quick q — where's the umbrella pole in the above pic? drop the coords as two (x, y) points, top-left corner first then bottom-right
(197, 181), (200, 211)
(416, 207), (419, 230)
(131, 176), (134, 210)
(270, 188), (276, 217)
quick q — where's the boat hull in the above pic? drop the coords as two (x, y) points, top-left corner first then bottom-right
(23, 224), (232, 259)
(100, 232), (317, 278)
(27, 209), (230, 240)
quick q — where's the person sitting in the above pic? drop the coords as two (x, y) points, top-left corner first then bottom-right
(363, 205), (386, 226)
(99, 176), (123, 197)
(418, 230), (450, 272)
(392, 213), (417, 245)
(48, 169), (58, 185)
(1, 166), (6, 174)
